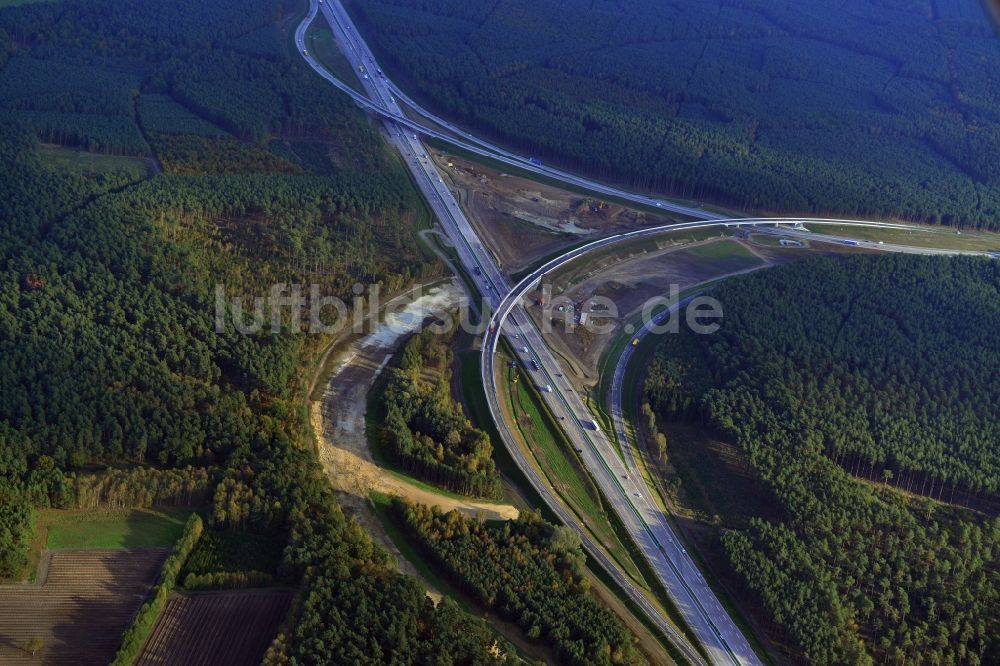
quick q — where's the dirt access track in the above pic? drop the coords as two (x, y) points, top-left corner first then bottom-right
(433, 153), (677, 274)
(0, 548), (167, 665)
(531, 235), (866, 382)
(311, 280), (518, 522)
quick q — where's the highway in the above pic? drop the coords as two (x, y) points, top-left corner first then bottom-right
(298, 4), (719, 663)
(301, 0), (722, 221)
(609, 298), (696, 478)
(480, 218), (986, 666)
(295, 4), (994, 664)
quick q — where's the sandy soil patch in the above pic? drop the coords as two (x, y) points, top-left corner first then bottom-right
(432, 153), (676, 273)
(311, 280), (518, 520)
(528, 238), (767, 382)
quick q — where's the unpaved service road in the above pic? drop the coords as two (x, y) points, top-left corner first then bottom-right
(312, 279), (518, 522)
(435, 153), (674, 274)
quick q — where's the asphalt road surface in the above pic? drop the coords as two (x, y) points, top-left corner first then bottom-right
(297, 4), (994, 663)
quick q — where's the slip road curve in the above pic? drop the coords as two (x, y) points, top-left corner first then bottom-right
(481, 217), (987, 666)
(300, 0), (718, 220)
(296, 4), (995, 662)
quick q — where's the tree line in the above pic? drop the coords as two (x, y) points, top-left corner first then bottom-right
(347, 0), (1000, 229)
(379, 328), (503, 499)
(392, 499), (644, 666)
(0, 0), (514, 661)
(645, 254), (1000, 664)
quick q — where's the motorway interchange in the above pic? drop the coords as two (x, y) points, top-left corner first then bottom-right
(295, 3), (990, 664)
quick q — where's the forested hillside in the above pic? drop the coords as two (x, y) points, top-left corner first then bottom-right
(0, 0), (510, 661)
(347, 0), (1000, 228)
(645, 255), (1000, 664)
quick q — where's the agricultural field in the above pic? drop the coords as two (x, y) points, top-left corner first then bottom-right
(134, 589), (292, 666)
(0, 548), (167, 665)
(39, 508), (191, 550)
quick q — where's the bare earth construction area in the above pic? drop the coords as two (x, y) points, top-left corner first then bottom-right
(435, 153), (675, 273)
(0, 548), (167, 665)
(312, 280), (518, 522)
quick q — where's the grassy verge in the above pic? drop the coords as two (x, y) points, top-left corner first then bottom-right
(305, 24), (364, 93)
(804, 222), (1000, 252)
(455, 344), (562, 522)
(509, 367), (607, 528)
(616, 328), (779, 665)
(501, 351), (650, 584)
(500, 344), (704, 645)
(40, 507), (191, 550)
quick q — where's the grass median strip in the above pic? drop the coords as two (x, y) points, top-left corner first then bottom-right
(500, 351), (647, 584)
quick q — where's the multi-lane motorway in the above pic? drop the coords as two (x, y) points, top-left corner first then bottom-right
(299, 0), (722, 221)
(295, 3), (993, 664)
(480, 217), (984, 666)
